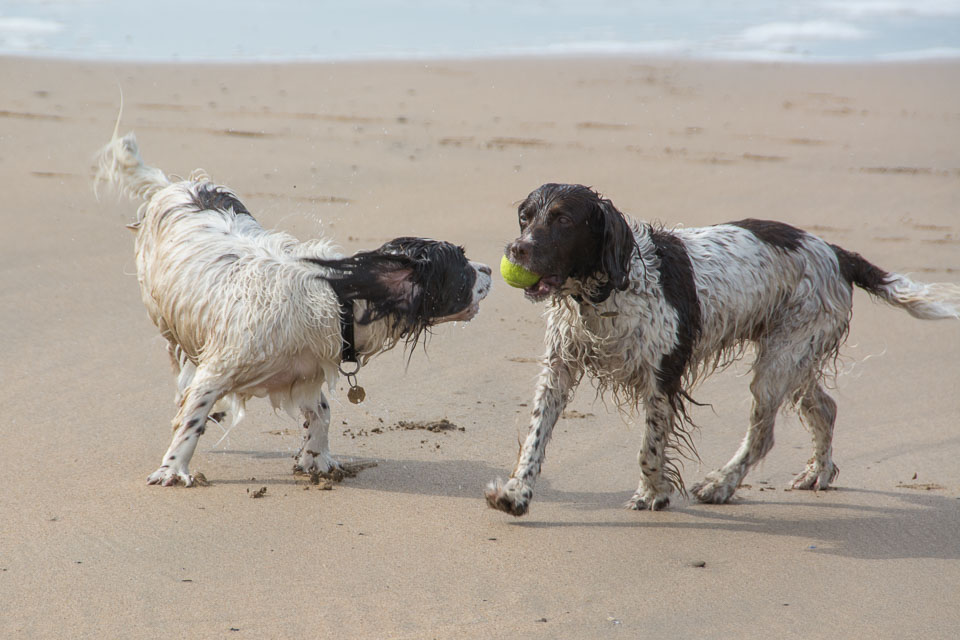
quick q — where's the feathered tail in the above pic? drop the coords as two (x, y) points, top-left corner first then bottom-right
(95, 132), (169, 201)
(876, 275), (960, 320)
(833, 245), (960, 320)
(94, 98), (171, 228)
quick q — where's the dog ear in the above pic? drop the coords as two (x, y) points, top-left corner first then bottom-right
(370, 259), (418, 308)
(305, 253), (419, 321)
(594, 197), (636, 292)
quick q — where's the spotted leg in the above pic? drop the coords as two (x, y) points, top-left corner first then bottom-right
(627, 394), (677, 511)
(293, 392), (342, 475)
(691, 348), (808, 504)
(792, 383), (839, 490)
(166, 340), (228, 425)
(147, 368), (226, 487)
(485, 354), (580, 516)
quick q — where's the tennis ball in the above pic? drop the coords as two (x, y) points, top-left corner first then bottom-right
(500, 255), (541, 288)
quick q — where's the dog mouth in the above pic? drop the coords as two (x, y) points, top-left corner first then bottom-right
(523, 275), (564, 301)
(438, 302), (480, 323)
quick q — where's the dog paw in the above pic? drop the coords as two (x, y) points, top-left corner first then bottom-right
(691, 475), (737, 504)
(484, 478), (533, 516)
(625, 493), (671, 511)
(294, 450), (342, 476)
(791, 461), (838, 491)
(147, 465), (194, 487)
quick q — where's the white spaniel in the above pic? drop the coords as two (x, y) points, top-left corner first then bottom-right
(97, 132), (491, 486)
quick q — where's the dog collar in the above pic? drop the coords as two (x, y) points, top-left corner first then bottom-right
(339, 297), (358, 364)
(337, 297), (366, 404)
(572, 285), (613, 306)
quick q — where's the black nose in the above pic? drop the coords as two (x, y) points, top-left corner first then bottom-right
(477, 264), (492, 276)
(508, 240), (531, 262)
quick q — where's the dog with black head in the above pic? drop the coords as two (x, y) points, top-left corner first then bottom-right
(97, 131), (491, 487)
(509, 183), (636, 304)
(486, 183), (960, 515)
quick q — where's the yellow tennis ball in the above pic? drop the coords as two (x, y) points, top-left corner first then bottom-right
(500, 255), (541, 288)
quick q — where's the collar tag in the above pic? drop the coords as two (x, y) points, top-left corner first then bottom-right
(337, 298), (365, 403)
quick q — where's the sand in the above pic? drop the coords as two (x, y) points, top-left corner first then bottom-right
(1, 56), (959, 639)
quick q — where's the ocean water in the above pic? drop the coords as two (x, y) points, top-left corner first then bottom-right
(1, 0), (958, 63)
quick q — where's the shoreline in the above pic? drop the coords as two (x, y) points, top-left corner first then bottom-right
(6, 50), (960, 66)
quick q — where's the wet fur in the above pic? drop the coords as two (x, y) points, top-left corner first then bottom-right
(96, 132), (491, 486)
(486, 183), (960, 515)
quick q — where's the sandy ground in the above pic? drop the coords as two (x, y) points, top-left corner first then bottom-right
(1, 56), (959, 639)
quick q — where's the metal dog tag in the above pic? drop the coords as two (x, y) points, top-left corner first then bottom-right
(347, 385), (366, 404)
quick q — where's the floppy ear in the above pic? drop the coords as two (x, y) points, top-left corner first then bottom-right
(594, 197), (636, 292)
(375, 262), (417, 297)
(305, 253), (419, 322)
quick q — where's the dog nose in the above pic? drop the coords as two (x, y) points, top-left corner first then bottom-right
(508, 240), (531, 262)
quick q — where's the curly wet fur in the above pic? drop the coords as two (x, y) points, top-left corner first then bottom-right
(486, 183), (960, 515)
(96, 131), (491, 487)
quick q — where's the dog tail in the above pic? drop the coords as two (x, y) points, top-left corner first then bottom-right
(94, 95), (170, 219)
(833, 245), (960, 320)
(95, 131), (170, 204)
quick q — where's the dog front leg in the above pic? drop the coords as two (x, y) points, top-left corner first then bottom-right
(627, 394), (676, 510)
(294, 392), (341, 476)
(485, 356), (579, 516)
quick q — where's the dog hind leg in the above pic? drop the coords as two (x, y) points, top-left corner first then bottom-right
(294, 392), (341, 475)
(791, 383), (839, 490)
(167, 342), (229, 426)
(692, 349), (804, 504)
(147, 369), (226, 486)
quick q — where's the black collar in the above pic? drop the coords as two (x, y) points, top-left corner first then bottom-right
(339, 297), (358, 364)
(572, 285), (613, 306)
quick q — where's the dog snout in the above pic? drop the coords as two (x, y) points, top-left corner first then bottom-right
(470, 260), (492, 278)
(507, 239), (532, 263)
(471, 261), (493, 300)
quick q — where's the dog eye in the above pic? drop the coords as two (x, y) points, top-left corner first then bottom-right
(556, 214), (572, 226)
